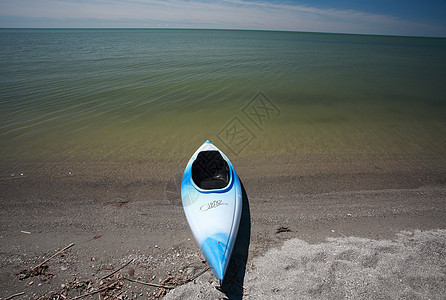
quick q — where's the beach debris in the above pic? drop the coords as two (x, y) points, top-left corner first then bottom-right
(18, 243), (75, 280)
(18, 265), (50, 280)
(1, 173), (27, 181)
(276, 226), (292, 233)
(20, 230), (31, 234)
(154, 288), (166, 298)
(5, 291), (25, 300)
(34, 262), (210, 299)
(19, 243), (213, 300)
(71, 276), (124, 299)
(33, 243), (75, 270)
(124, 277), (176, 289)
(100, 259), (134, 280)
(162, 275), (173, 284)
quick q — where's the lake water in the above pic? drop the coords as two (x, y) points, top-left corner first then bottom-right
(1, 29), (445, 175)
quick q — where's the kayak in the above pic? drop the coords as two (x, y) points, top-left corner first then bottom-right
(181, 140), (242, 285)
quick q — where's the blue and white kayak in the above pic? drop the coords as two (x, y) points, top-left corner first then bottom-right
(181, 140), (242, 285)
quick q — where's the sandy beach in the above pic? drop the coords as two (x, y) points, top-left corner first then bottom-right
(1, 153), (445, 299)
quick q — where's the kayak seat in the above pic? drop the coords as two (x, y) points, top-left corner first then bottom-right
(192, 151), (230, 190)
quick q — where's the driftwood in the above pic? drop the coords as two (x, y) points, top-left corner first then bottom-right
(123, 266), (210, 290)
(71, 281), (120, 300)
(124, 277), (176, 289)
(100, 259), (134, 280)
(32, 243), (75, 270)
(19, 243), (75, 281)
(5, 292), (25, 300)
(155, 288), (166, 298)
(15, 241), (215, 299)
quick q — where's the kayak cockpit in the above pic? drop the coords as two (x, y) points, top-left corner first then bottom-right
(192, 150), (230, 190)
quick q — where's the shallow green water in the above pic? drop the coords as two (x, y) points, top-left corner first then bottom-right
(1, 29), (445, 173)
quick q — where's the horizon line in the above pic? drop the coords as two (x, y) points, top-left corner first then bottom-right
(1, 27), (445, 39)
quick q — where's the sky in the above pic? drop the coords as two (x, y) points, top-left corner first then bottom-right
(0, 0), (445, 37)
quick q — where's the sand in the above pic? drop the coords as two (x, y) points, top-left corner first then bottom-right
(0, 153), (445, 299)
(166, 229), (446, 299)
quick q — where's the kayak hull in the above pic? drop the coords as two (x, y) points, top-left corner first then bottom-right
(181, 140), (242, 284)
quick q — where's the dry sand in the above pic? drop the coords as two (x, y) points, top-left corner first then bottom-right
(166, 229), (446, 299)
(0, 153), (445, 299)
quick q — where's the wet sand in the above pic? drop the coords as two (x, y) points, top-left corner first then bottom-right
(0, 153), (445, 299)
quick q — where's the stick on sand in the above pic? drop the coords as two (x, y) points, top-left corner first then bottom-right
(72, 282), (118, 299)
(100, 259), (134, 280)
(32, 243), (75, 270)
(5, 292), (25, 300)
(124, 277), (176, 289)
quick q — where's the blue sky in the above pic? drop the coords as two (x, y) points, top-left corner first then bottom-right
(1, 0), (445, 37)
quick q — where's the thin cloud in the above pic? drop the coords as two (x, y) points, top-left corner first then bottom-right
(0, 0), (445, 36)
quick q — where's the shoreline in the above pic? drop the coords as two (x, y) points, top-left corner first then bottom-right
(1, 154), (445, 298)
